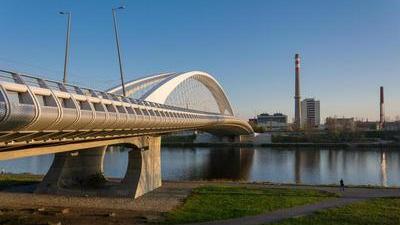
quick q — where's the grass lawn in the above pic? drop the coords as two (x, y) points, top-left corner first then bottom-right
(165, 185), (336, 224)
(0, 173), (42, 189)
(272, 197), (400, 225)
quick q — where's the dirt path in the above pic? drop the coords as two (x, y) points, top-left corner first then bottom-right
(0, 182), (196, 212)
(0, 182), (200, 225)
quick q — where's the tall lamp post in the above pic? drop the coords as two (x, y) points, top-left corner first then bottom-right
(59, 11), (71, 84)
(112, 6), (126, 96)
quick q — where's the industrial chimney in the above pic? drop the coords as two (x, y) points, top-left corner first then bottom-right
(380, 86), (384, 129)
(294, 54), (301, 130)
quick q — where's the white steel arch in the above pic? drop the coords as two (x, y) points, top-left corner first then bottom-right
(108, 71), (234, 116)
(106, 72), (174, 98)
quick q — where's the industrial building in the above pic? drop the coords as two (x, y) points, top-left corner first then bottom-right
(325, 117), (355, 132)
(384, 121), (400, 131)
(256, 113), (288, 131)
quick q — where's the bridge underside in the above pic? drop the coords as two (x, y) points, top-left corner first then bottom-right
(200, 124), (256, 137)
(0, 124), (250, 161)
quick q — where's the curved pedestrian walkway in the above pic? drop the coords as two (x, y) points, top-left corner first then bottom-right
(183, 186), (400, 225)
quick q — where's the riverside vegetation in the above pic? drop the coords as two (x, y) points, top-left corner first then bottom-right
(0, 175), (399, 225)
(0, 173), (42, 189)
(165, 185), (336, 224)
(272, 197), (400, 225)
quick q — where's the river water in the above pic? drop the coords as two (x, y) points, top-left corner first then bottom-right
(0, 147), (399, 187)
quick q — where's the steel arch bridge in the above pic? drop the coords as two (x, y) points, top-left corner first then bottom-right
(0, 69), (253, 156)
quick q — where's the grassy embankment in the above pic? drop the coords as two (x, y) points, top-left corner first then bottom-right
(0, 173), (42, 189)
(272, 197), (400, 225)
(165, 185), (336, 224)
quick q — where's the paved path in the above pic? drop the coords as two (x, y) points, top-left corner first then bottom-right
(184, 185), (400, 225)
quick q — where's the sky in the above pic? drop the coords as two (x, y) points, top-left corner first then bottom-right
(1, 0), (400, 121)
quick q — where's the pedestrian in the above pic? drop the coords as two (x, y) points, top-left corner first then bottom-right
(340, 179), (345, 192)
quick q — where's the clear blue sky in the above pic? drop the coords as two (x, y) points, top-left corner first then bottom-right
(1, 0), (400, 121)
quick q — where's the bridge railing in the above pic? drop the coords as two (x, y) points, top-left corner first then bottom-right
(0, 69), (225, 114)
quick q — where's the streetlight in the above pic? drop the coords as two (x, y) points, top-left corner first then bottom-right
(59, 11), (71, 84)
(112, 6), (126, 96)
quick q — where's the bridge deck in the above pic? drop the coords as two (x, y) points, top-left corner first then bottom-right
(0, 70), (253, 147)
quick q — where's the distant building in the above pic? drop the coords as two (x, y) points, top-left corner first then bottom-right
(301, 98), (320, 129)
(384, 121), (400, 131)
(248, 118), (257, 125)
(325, 117), (355, 132)
(355, 121), (379, 131)
(256, 113), (288, 131)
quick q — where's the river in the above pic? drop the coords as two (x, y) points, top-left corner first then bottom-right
(0, 147), (399, 187)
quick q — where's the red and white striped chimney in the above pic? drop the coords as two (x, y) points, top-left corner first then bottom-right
(294, 54), (301, 130)
(380, 86), (384, 129)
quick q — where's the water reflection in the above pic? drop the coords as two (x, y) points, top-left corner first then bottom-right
(162, 147), (254, 181)
(0, 147), (399, 187)
(294, 149), (321, 184)
(161, 147), (400, 187)
(380, 151), (387, 187)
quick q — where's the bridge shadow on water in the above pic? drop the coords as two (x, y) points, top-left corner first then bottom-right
(104, 146), (255, 181)
(158, 147), (255, 181)
(203, 147), (255, 180)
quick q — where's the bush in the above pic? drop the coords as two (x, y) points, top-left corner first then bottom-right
(82, 173), (107, 188)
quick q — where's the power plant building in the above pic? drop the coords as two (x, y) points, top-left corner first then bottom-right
(325, 117), (355, 132)
(301, 98), (320, 129)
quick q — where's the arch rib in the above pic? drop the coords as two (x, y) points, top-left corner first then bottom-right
(107, 72), (175, 97)
(140, 71), (234, 116)
(107, 71), (234, 116)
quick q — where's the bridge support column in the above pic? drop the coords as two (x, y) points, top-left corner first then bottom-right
(116, 136), (161, 198)
(35, 136), (161, 198)
(35, 146), (107, 195)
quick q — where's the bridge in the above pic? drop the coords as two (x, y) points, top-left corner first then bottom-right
(0, 69), (253, 197)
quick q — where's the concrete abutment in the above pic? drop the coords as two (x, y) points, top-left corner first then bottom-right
(35, 136), (161, 198)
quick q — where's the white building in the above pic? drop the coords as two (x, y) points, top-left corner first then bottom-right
(301, 98), (320, 129)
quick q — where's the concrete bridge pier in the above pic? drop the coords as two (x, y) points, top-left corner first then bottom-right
(35, 136), (161, 198)
(35, 146), (107, 194)
(115, 136), (162, 198)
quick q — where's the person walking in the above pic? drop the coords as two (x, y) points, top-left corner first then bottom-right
(340, 179), (345, 192)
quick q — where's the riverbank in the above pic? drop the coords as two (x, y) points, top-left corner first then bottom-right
(162, 142), (400, 148)
(0, 174), (399, 225)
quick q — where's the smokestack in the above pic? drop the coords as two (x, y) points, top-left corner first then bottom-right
(380, 86), (384, 129)
(294, 53), (301, 130)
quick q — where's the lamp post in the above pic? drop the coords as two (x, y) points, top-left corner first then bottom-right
(112, 6), (126, 96)
(59, 11), (71, 84)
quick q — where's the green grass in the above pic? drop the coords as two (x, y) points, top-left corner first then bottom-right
(272, 197), (400, 225)
(165, 185), (336, 224)
(0, 173), (42, 189)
